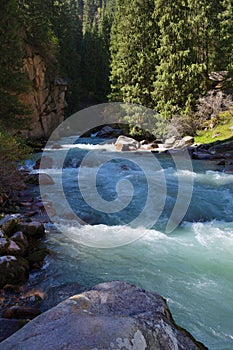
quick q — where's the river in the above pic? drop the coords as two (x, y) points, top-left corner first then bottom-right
(35, 135), (233, 349)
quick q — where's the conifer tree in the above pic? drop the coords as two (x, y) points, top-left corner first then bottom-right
(215, 0), (233, 73)
(110, 0), (158, 108)
(50, 0), (82, 114)
(0, 0), (28, 128)
(152, 0), (207, 118)
(81, 0), (114, 102)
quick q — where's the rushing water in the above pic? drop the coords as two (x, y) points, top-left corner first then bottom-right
(36, 136), (233, 349)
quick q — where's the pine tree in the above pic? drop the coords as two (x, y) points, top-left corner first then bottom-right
(50, 0), (82, 114)
(215, 0), (233, 73)
(0, 0), (29, 128)
(83, 0), (100, 34)
(110, 0), (158, 108)
(18, 0), (55, 55)
(152, 0), (206, 118)
(187, 0), (221, 81)
(80, 0), (114, 102)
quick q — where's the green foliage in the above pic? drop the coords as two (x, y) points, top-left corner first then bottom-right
(0, 0), (29, 128)
(151, 0), (231, 118)
(109, 0), (233, 125)
(110, 0), (157, 108)
(0, 129), (30, 204)
(214, 0), (233, 72)
(80, 0), (115, 103)
(50, 0), (82, 114)
(0, 130), (30, 162)
(81, 28), (110, 101)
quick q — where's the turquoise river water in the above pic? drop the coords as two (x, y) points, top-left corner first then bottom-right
(34, 136), (233, 349)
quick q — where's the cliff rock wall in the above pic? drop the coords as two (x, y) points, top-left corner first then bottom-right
(20, 46), (67, 140)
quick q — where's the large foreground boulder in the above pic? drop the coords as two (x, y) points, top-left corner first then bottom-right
(0, 281), (207, 350)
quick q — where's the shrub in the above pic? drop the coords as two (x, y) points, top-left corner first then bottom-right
(197, 90), (233, 122)
(0, 130), (30, 208)
(171, 91), (233, 137)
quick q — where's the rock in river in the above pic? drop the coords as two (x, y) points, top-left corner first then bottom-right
(0, 281), (207, 350)
(115, 135), (140, 151)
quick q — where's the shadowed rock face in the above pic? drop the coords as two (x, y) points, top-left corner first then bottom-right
(20, 45), (67, 140)
(0, 281), (207, 350)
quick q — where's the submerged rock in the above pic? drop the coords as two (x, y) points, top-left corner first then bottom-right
(51, 143), (62, 149)
(0, 281), (207, 350)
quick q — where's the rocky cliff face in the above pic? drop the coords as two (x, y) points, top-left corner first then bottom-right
(20, 46), (67, 140)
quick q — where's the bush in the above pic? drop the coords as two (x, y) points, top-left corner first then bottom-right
(171, 91), (233, 137)
(0, 130), (30, 207)
(170, 112), (202, 137)
(197, 90), (233, 122)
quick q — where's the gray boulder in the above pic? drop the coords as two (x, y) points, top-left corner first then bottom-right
(164, 136), (177, 148)
(0, 281), (207, 350)
(173, 136), (194, 149)
(115, 136), (140, 151)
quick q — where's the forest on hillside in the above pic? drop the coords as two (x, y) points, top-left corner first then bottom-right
(0, 0), (233, 137)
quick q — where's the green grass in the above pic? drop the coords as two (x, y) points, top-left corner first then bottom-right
(194, 111), (233, 144)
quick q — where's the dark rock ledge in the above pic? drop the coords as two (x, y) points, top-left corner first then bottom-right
(0, 281), (207, 350)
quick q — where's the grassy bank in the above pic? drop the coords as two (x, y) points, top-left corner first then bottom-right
(194, 111), (233, 144)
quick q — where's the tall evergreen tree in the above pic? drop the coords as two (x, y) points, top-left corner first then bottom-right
(152, 0), (207, 118)
(110, 0), (158, 108)
(215, 0), (233, 73)
(18, 0), (56, 56)
(81, 0), (114, 102)
(50, 0), (82, 114)
(153, 0), (233, 119)
(0, 0), (29, 128)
